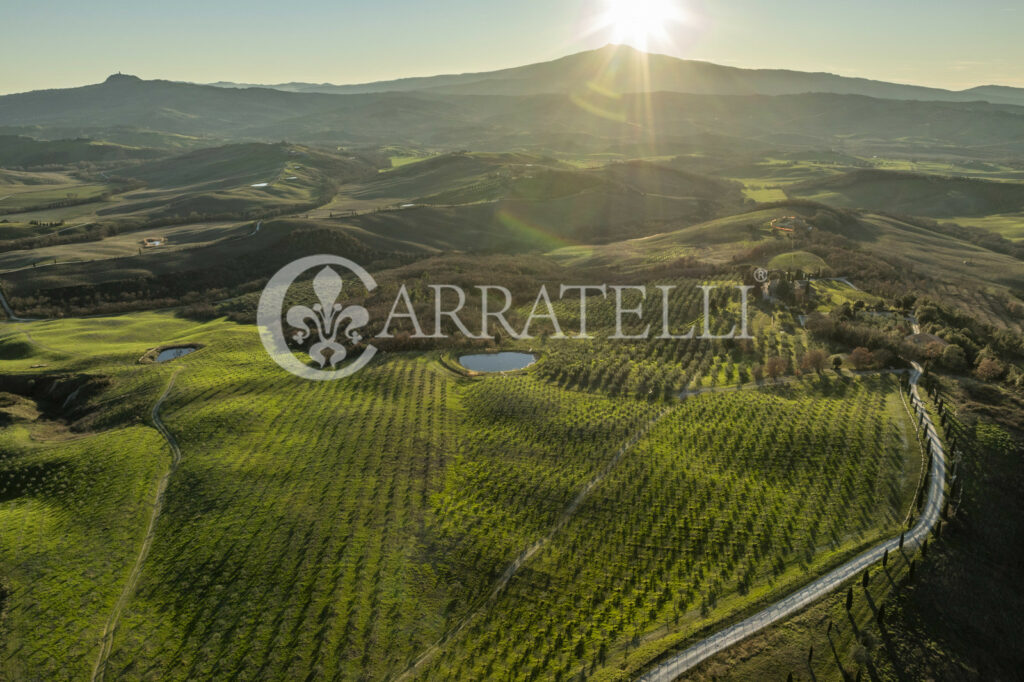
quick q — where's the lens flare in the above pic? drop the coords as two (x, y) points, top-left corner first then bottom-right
(601, 0), (686, 50)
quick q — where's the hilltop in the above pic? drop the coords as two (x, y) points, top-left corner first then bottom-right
(207, 44), (1024, 105)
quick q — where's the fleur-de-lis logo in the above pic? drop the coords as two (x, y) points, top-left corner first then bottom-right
(286, 267), (369, 368)
(258, 255), (378, 381)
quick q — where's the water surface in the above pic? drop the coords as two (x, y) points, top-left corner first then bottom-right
(156, 347), (197, 363)
(458, 352), (536, 373)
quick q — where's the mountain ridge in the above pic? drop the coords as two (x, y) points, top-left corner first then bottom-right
(200, 44), (1024, 106)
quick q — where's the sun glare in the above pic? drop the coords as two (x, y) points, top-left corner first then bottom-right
(601, 0), (686, 50)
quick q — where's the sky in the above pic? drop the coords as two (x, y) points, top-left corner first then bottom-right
(2, 0), (1022, 94)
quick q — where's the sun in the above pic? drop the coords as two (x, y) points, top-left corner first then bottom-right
(601, 0), (686, 50)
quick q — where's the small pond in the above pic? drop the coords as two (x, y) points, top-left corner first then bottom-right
(156, 347), (197, 363)
(458, 352), (536, 373)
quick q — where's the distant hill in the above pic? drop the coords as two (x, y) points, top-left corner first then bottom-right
(0, 134), (161, 168)
(787, 169), (1024, 217)
(3, 66), (1024, 156)
(329, 157), (746, 252)
(206, 45), (1024, 106)
(0, 74), (336, 137)
(551, 202), (1024, 293)
(121, 142), (373, 189)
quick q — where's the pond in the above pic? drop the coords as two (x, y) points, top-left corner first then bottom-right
(156, 346), (197, 363)
(458, 352), (536, 373)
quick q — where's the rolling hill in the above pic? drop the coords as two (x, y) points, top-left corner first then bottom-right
(0, 135), (161, 168)
(121, 142), (375, 189)
(787, 169), (1024, 217)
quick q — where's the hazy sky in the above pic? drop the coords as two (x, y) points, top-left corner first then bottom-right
(2, 0), (1022, 94)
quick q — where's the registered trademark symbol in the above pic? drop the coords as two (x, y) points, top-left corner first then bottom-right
(753, 267), (769, 283)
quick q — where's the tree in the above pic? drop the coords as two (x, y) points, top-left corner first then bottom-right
(765, 355), (788, 381)
(941, 344), (967, 370)
(775, 279), (794, 303)
(923, 341), (945, 362)
(975, 358), (1006, 381)
(882, 548), (889, 568)
(806, 312), (834, 338)
(862, 569), (870, 588)
(846, 587), (853, 610)
(801, 349), (828, 374)
(833, 356), (843, 372)
(849, 347), (874, 371)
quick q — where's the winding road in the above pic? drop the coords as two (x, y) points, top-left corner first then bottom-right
(638, 359), (945, 681)
(91, 369), (183, 682)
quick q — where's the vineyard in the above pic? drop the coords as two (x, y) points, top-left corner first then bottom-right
(416, 374), (920, 681)
(0, 425), (167, 680)
(532, 280), (820, 397)
(0, 310), (921, 681)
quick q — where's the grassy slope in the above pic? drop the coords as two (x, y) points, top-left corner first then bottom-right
(0, 219), (298, 293)
(0, 427), (168, 681)
(551, 205), (1024, 296)
(0, 135), (161, 168)
(946, 212), (1024, 241)
(0, 182), (111, 212)
(548, 208), (782, 269)
(0, 309), (921, 681)
(0, 221), (249, 272)
(787, 170), (1024, 218)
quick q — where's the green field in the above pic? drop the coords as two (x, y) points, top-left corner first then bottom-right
(0, 221), (249, 272)
(947, 212), (1024, 241)
(0, 309), (922, 681)
(0, 182), (111, 213)
(786, 170), (1024, 219)
(768, 250), (830, 273)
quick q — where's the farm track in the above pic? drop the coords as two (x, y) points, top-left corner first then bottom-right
(637, 358), (945, 681)
(0, 283), (34, 322)
(91, 368), (183, 682)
